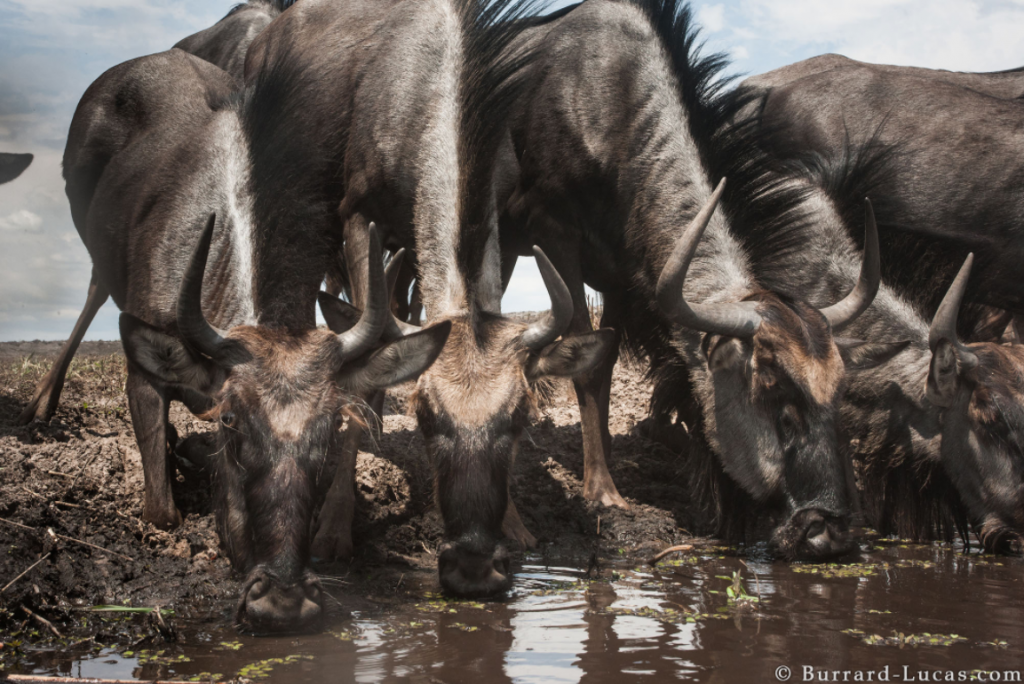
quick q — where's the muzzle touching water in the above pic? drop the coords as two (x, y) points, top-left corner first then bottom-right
(770, 508), (854, 561)
(438, 540), (512, 598)
(236, 568), (324, 633)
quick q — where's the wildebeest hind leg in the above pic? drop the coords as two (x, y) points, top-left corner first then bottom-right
(126, 369), (182, 529)
(312, 416), (364, 561)
(547, 247), (629, 510)
(501, 496), (537, 550)
(18, 272), (110, 424)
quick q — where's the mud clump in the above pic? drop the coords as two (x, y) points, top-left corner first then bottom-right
(0, 342), (703, 635)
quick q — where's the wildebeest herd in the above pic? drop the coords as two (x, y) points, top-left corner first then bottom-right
(6, 0), (1023, 634)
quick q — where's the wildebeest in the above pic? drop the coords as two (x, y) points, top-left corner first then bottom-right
(496, 0), (902, 559)
(18, 1), (292, 426)
(175, 0), (296, 81)
(741, 55), (1024, 320)
(238, 0), (615, 596)
(741, 143), (1023, 554)
(58, 48), (451, 632)
(0, 153), (32, 184)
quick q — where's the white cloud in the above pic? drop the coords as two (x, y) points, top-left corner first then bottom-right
(734, 0), (1024, 72)
(697, 4), (726, 33)
(0, 209), (43, 232)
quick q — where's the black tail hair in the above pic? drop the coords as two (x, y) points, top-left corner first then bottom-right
(455, 0), (552, 286)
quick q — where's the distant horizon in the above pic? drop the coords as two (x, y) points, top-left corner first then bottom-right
(2, 0), (1022, 342)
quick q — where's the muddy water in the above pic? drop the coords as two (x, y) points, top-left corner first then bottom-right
(12, 536), (1023, 683)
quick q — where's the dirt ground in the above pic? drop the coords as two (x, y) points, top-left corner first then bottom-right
(0, 340), (703, 640)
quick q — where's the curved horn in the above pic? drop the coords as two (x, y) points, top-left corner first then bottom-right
(383, 248), (421, 339)
(177, 214), (232, 361)
(929, 253), (978, 365)
(522, 246), (574, 350)
(337, 223), (389, 358)
(820, 198), (881, 332)
(656, 178), (762, 338)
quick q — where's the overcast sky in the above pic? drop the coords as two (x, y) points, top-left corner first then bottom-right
(1, 0), (1022, 341)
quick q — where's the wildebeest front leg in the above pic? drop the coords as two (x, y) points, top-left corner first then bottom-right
(126, 369), (182, 529)
(543, 242), (628, 510)
(19, 272), (110, 425)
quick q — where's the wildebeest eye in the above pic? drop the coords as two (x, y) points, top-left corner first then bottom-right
(221, 411), (237, 428)
(779, 407), (799, 440)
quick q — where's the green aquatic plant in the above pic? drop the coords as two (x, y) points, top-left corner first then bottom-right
(217, 641), (243, 651)
(792, 562), (885, 579)
(237, 654), (314, 680)
(712, 572), (759, 605)
(842, 629), (968, 647)
(447, 622), (480, 632)
(90, 605), (175, 616)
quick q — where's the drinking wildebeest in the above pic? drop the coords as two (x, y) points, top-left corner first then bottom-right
(18, 1), (292, 426)
(741, 55), (1024, 320)
(496, 0), (902, 559)
(0, 153), (32, 184)
(175, 0), (296, 81)
(57, 48), (451, 632)
(741, 145), (1023, 554)
(241, 0), (614, 596)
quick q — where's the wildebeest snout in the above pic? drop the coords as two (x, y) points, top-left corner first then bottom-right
(772, 508), (854, 561)
(438, 539), (512, 598)
(236, 568), (323, 633)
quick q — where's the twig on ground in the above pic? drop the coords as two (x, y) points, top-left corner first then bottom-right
(21, 606), (63, 639)
(0, 517), (132, 562)
(68, 450), (101, 491)
(46, 470), (74, 480)
(647, 544), (695, 566)
(740, 560), (763, 602)
(2, 553), (51, 594)
(21, 486), (46, 500)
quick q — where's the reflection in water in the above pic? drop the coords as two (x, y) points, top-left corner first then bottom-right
(13, 537), (1024, 683)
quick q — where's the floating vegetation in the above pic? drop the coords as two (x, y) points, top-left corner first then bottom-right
(866, 609), (893, 615)
(793, 562), (884, 579)
(601, 605), (730, 624)
(416, 593), (487, 613)
(447, 622), (480, 632)
(237, 654), (314, 680)
(330, 630), (355, 642)
(981, 639), (1009, 648)
(842, 629), (968, 647)
(528, 579), (587, 596)
(132, 649), (191, 666)
(217, 641), (244, 651)
(187, 673), (224, 683)
(895, 559), (935, 569)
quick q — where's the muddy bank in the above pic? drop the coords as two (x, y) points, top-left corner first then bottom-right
(0, 342), (698, 646)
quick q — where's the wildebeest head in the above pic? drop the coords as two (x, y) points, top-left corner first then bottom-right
(657, 181), (905, 560)
(927, 254), (1024, 554)
(325, 248), (615, 597)
(0, 153), (32, 184)
(120, 217), (451, 632)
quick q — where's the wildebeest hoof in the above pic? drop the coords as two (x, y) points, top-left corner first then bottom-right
(143, 505), (183, 531)
(311, 527), (353, 561)
(584, 476), (630, 511)
(438, 541), (512, 598)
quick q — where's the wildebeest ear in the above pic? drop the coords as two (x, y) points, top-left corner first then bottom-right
(527, 329), (616, 379)
(318, 291), (360, 334)
(926, 339), (961, 408)
(836, 338), (911, 371)
(120, 313), (223, 399)
(338, 322), (452, 392)
(0, 152), (33, 184)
